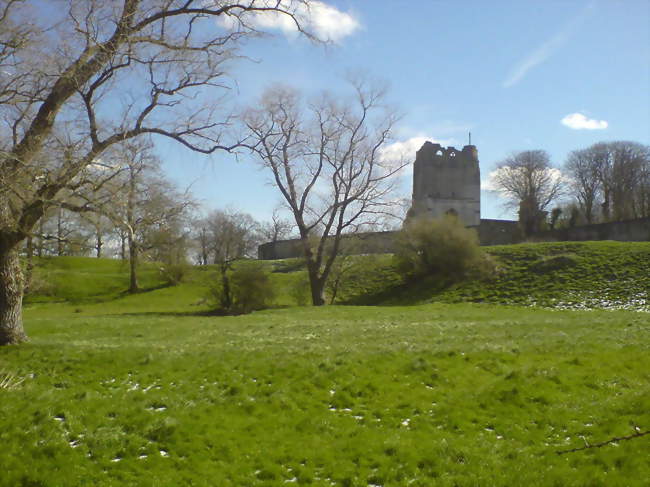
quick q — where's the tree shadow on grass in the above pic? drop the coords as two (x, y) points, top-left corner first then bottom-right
(109, 309), (217, 318)
(342, 275), (452, 306)
(25, 282), (180, 308)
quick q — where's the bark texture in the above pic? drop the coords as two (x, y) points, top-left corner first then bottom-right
(0, 248), (27, 345)
(128, 235), (139, 293)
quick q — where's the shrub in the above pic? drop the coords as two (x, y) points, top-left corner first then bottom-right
(231, 263), (276, 313)
(394, 216), (490, 281)
(159, 260), (191, 286)
(208, 263), (276, 314)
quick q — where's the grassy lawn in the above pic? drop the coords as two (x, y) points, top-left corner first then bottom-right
(2, 297), (649, 486)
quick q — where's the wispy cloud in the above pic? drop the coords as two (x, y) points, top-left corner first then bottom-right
(503, 3), (594, 88)
(217, 1), (360, 43)
(561, 112), (608, 130)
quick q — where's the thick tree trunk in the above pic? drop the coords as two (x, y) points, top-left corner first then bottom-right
(307, 265), (325, 306)
(0, 247), (27, 345)
(128, 235), (139, 293)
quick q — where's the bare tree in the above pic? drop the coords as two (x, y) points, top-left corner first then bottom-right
(564, 147), (602, 224)
(593, 142), (649, 221)
(260, 208), (294, 243)
(243, 79), (405, 305)
(564, 141), (650, 223)
(491, 150), (564, 236)
(98, 142), (193, 293)
(0, 0), (317, 344)
(205, 209), (259, 310)
(80, 211), (115, 259)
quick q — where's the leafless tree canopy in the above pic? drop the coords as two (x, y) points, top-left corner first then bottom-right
(491, 150), (563, 235)
(243, 78), (405, 305)
(0, 0), (317, 344)
(565, 141), (650, 223)
(1, 0), (315, 246)
(201, 209), (260, 310)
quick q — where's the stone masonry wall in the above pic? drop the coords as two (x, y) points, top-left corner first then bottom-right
(257, 218), (649, 260)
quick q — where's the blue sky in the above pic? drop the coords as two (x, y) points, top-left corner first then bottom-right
(158, 0), (650, 222)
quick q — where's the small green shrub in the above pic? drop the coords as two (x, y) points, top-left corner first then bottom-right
(394, 216), (490, 281)
(231, 263), (276, 313)
(208, 263), (276, 314)
(159, 260), (191, 286)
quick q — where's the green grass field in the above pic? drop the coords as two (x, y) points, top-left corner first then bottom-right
(2, 243), (649, 486)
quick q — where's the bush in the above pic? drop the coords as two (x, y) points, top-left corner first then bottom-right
(208, 263), (276, 314)
(394, 216), (490, 281)
(231, 263), (276, 313)
(159, 260), (191, 286)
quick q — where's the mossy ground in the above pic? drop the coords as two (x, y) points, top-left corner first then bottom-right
(1, 243), (649, 486)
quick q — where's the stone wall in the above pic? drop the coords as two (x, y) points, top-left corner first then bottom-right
(257, 231), (399, 260)
(257, 217), (649, 260)
(532, 217), (650, 243)
(475, 219), (523, 246)
(258, 219), (521, 260)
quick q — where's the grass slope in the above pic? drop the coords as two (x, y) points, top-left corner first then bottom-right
(1, 303), (649, 486)
(24, 241), (650, 312)
(342, 241), (650, 311)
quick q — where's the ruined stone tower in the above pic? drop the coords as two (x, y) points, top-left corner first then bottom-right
(409, 142), (480, 226)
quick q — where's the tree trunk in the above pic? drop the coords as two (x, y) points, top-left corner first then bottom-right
(220, 264), (232, 310)
(96, 232), (102, 258)
(307, 265), (325, 306)
(0, 247), (27, 345)
(128, 235), (139, 293)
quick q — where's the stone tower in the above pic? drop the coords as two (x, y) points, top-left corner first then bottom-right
(409, 142), (480, 226)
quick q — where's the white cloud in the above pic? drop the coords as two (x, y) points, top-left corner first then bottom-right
(380, 136), (458, 182)
(503, 3), (594, 88)
(217, 1), (360, 43)
(561, 112), (608, 130)
(380, 136), (456, 165)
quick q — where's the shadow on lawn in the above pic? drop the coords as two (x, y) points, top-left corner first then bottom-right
(25, 282), (177, 307)
(342, 275), (453, 306)
(111, 310), (217, 318)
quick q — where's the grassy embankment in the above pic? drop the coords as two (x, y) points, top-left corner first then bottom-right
(0, 242), (648, 486)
